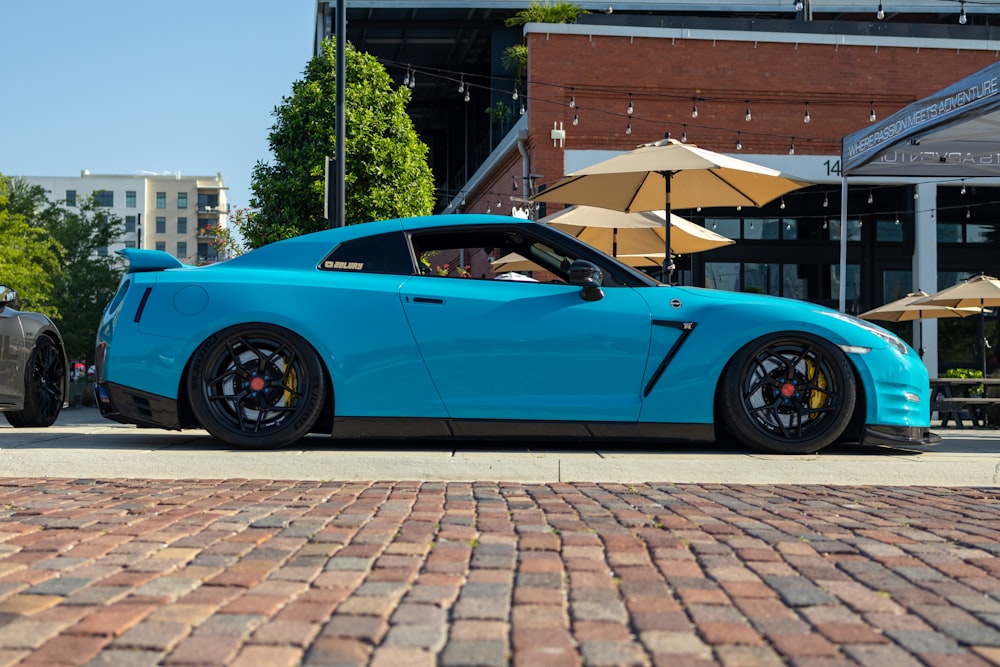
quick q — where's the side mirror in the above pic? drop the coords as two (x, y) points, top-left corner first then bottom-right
(568, 260), (604, 302)
(0, 286), (16, 311)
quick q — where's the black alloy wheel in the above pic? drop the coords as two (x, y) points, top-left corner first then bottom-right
(719, 332), (856, 454)
(5, 335), (65, 428)
(188, 324), (326, 449)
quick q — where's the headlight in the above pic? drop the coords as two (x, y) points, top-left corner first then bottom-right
(823, 311), (909, 356)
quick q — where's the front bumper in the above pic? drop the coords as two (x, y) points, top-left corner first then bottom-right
(862, 424), (942, 449)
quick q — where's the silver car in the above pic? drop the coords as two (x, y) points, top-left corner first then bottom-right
(0, 286), (67, 427)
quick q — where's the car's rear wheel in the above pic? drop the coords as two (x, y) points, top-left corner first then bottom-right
(5, 335), (65, 428)
(187, 324), (326, 449)
(719, 332), (856, 454)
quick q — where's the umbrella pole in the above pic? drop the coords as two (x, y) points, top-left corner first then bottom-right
(980, 306), (988, 378)
(660, 171), (675, 284)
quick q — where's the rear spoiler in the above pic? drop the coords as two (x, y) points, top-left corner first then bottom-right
(117, 248), (188, 273)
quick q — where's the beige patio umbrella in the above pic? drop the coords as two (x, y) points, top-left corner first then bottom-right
(541, 205), (735, 256)
(859, 291), (985, 323)
(531, 137), (809, 281)
(490, 251), (660, 273)
(913, 275), (1000, 376)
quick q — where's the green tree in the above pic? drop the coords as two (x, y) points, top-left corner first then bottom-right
(504, 1), (587, 27)
(39, 196), (125, 362)
(246, 37), (435, 248)
(0, 174), (63, 316)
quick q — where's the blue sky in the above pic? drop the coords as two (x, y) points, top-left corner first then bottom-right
(1, 0), (315, 212)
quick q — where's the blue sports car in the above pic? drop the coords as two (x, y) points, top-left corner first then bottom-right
(95, 214), (938, 453)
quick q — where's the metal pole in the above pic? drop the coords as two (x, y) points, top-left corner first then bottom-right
(333, 0), (347, 228)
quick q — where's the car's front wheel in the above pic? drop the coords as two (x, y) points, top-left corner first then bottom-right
(719, 332), (856, 454)
(5, 335), (65, 428)
(187, 324), (326, 449)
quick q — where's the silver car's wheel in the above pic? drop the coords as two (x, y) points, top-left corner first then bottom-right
(5, 335), (65, 428)
(187, 324), (326, 449)
(719, 332), (856, 454)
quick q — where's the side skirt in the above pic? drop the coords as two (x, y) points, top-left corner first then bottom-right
(332, 416), (716, 442)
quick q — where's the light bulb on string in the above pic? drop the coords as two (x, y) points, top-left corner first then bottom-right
(403, 68), (410, 87)
(788, 139), (795, 155)
(961, 180), (967, 195)
(408, 69), (416, 88)
(745, 100), (752, 121)
(736, 132), (742, 150)
(780, 197), (786, 210)
(877, 2), (885, 20)
(803, 102), (810, 123)
(868, 189), (874, 204)
(627, 93), (633, 116)
(572, 111), (579, 126)
(464, 88), (470, 103)
(519, 102), (525, 115)
(913, 190), (919, 200)
(681, 125), (688, 143)
(691, 97), (699, 118)
(967, 206), (972, 219)
(869, 102), (877, 122)
(512, 84), (518, 101)
(512, 176), (518, 192)
(795, 0), (804, 10)
(823, 219), (828, 229)
(486, 206), (491, 214)
(960, 0), (968, 24)
(568, 89), (576, 108)
(626, 120), (632, 135)
(823, 193), (829, 208)
(458, 75), (464, 93)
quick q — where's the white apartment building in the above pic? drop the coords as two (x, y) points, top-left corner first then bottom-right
(24, 171), (228, 264)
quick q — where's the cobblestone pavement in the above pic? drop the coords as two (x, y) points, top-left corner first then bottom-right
(0, 479), (999, 666)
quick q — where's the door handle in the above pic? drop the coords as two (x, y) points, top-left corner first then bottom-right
(408, 296), (444, 304)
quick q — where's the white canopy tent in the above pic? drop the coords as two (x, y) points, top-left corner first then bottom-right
(839, 61), (1000, 373)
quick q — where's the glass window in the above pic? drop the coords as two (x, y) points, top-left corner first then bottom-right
(782, 263), (807, 299)
(155, 241), (166, 252)
(828, 218), (861, 241)
(966, 224), (995, 244)
(65, 190), (77, 206)
(876, 218), (903, 242)
(742, 218), (779, 240)
(177, 217), (187, 234)
(705, 218), (740, 239)
(177, 241), (187, 258)
(198, 193), (219, 210)
(882, 270), (913, 302)
(198, 242), (218, 263)
(126, 190), (136, 208)
(937, 223), (962, 243)
(155, 217), (166, 234)
(743, 263), (779, 295)
(320, 232), (416, 275)
(125, 240), (136, 249)
(94, 190), (113, 207)
(705, 262), (739, 292)
(156, 192), (166, 209)
(830, 263), (860, 302)
(177, 192), (188, 209)
(125, 215), (136, 233)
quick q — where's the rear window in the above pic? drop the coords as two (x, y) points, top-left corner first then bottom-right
(319, 232), (414, 275)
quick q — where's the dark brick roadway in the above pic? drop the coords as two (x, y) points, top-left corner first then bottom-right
(0, 479), (998, 666)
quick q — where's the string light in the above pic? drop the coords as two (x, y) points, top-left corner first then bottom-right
(960, 0), (968, 24)
(627, 93), (633, 116)
(736, 131), (743, 150)
(967, 206), (972, 219)
(512, 175), (518, 191)
(464, 88), (470, 103)
(868, 189), (874, 204)
(869, 101), (877, 122)
(823, 193), (829, 207)
(681, 125), (687, 143)
(745, 100), (752, 121)
(403, 67), (411, 87)
(961, 180), (967, 195)
(789, 139), (795, 155)
(803, 102), (810, 123)
(691, 96), (699, 118)
(795, 0), (804, 10)
(780, 197), (786, 209)
(568, 88), (576, 108)
(572, 111), (579, 126)
(458, 75), (464, 93)
(408, 68), (416, 88)
(512, 84), (518, 100)
(626, 120), (632, 135)
(877, 2), (885, 20)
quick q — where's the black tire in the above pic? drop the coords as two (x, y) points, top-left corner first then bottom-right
(5, 335), (65, 428)
(719, 332), (856, 454)
(187, 324), (326, 449)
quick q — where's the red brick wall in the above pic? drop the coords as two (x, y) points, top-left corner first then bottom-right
(525, 31), (998, 196)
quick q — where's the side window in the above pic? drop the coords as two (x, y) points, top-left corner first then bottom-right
(319, 232), (413, 275)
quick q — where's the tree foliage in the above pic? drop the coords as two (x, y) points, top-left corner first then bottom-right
(504, 1), (587, 27)
(246, 37), (435, 249)
(39, 196), (125, 362)
(0, 175), (63, 317)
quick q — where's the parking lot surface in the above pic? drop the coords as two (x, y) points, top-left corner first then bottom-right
(0, 407), (998, 666)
